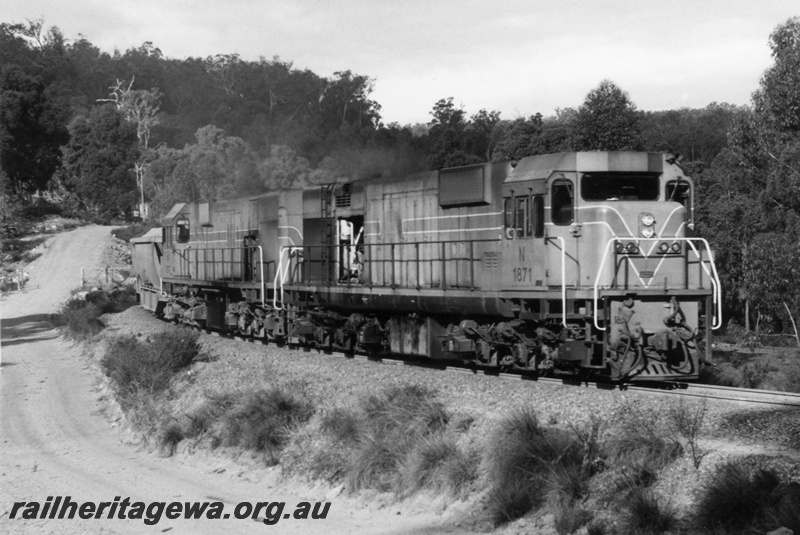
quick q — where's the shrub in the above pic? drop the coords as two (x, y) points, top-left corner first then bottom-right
(698, 364), (739, 387)
(101, 330), (201, 404)
(694, 461), (800, 534)
(320, 407), (361, 444)
(216, 387), (314, 464)
(485, 407), (589, 525)
(621, 486), (677, 535)
(606, 401), (683, 473)
(346, 385), (451, 493)
(551, 495), (593, 535)
(55, 301), (105, 340)
(399, 434), (479, 497)
(667, 399), (707, 468)
(55, 288), (138, 339)
(740, 360), (772, 389)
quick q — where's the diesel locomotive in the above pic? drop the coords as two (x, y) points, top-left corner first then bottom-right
(132, 151), (721, 382)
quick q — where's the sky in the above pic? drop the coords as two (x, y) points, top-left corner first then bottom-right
(5, 0), (799, 125)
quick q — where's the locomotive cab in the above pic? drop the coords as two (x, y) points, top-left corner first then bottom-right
(498, 152), (719, 381)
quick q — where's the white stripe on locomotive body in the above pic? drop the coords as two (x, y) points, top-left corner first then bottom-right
(401, 226), (503, 235)
(401, 211), (503, 223)
(400, 211), (503, 236)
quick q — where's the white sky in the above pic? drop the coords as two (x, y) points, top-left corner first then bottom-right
(5, 1), (798, 125)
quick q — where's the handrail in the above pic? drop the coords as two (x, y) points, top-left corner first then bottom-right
(545, 237), (568, 328)
(273, 245), (297, 310)
(282, 239), (498, 291)
(257, 245), (265, 307)
(592, 237), (722, 331)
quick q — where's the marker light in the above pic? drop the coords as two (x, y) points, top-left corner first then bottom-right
(671, 242), (681, 253)
(659, 242), (670, 253)
(625, 242), (639, 254)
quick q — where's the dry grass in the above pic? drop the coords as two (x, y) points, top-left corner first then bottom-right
(694, 461), (800, 534)
(346, 385), (452, 493)
(101, 330), (201, 404)
(484, 407), (592, 526)
(621, 486), (678, 535)
(55, 287), (138, 340)
(215, 387), (314, 463)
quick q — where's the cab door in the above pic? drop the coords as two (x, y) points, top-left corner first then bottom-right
(545, 177), (577, 288)
(502, 185), (546, 290)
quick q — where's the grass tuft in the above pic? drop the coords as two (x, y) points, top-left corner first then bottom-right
(399, 434), (479, 497)
(694, 461), (800, 534)
(101, 330), (201, 404)
(485, 407), (591, 525)
(320, 407), (361, 444)
(345, 385), (455, 494)
(216, 387), (314, 464)
(621, 486), (677, 535)
(551, 494), (593, 535)
(55, 287), (138, 340)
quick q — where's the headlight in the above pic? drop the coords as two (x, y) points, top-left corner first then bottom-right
(641, 214), (655, 227)
(642, 227), (655, 238)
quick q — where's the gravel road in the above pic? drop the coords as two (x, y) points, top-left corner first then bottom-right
(0, 226), (468, 535)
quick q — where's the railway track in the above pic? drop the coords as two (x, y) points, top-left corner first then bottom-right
(207, 327), (800, 409)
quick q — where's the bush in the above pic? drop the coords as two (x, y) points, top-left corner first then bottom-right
(55, 287), (138, 339)
(101, 330), (201, 403)
(694, 461), (800, 534)
(485, 407), (589, 525)
(551, 496), (593, 535)
(621, 486), (677, 535)
(607, 401), (683, 474)
(320, 407), (361, 444)
(216, 387), (314, 463)
(346, 385), (452, 493)
(667, 399), (707, 468)
(399, 434), (479, 497)
(55, 301), (105, 340)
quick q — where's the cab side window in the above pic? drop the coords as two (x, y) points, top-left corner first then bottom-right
(176, 217), (190, 243)
(666, 180), (692, 220)
(504, 196), (532, 238)
(551, 180), (574, 225)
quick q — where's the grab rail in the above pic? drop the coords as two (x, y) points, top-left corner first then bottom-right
(545, 237), (568, 328)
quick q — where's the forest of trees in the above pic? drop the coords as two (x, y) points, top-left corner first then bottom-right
(2, 17), (800, 332)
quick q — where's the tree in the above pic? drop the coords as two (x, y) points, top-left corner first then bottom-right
(143, 125), (262, 217)
(57, 104), (139, 217)
(574, 80), (642, 151)
(697, 18), (800, 330)
(98, 78), (162, 217)
(262, 144), (315, 190)
(0, 66), (69, 193)
(753, 17), (800, 136)
(320, 70), (381, 130)
(426, 98), (492, 169)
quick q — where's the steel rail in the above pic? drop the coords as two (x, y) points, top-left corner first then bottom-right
(200, 324), (800, 409)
